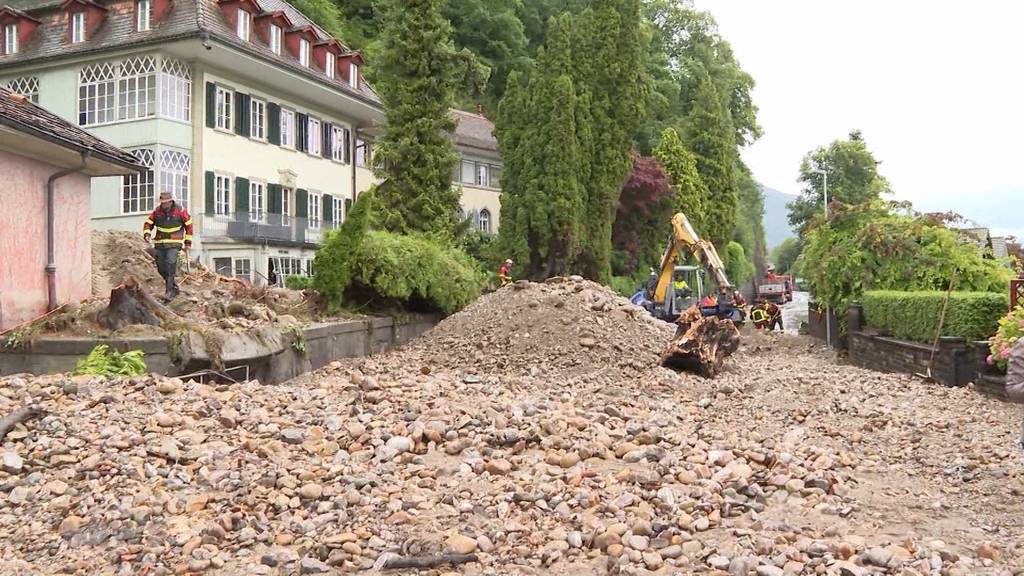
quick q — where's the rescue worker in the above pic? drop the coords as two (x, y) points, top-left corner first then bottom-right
(766, 264), (779, 282)
(143, 191), (193, 300)
(764, 300), (783, 331)
(673, 272), (691, 297)
(750, 299), (769, 329)
(701, 293), (718, 308)
(498, 259), (513, 287)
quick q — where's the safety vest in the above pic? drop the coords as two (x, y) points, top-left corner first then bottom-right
(751, 308), (768, 323)
(144, 203), (193, 247)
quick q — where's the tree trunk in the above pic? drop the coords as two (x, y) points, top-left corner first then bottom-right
(97, 276), (180, 331)
(660, 307), (740, 378)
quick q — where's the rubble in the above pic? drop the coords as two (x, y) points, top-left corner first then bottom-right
(0, 278), (1022, 574)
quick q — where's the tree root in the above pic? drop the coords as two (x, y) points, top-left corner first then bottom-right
(0, 405), (44, 443)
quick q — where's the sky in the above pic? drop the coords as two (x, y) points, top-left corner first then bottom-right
(692, 0), (1024, 240)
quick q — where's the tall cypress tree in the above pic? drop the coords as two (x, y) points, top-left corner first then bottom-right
(683, 69), (737, 249)
(372, 0), (462, 236)
(654, 127), (707, 233)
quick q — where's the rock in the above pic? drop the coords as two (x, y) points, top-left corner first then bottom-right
(864, 547), (893, 567)
(756, 566), (784, 576)
(300, 556), (330, 574)
(837, 542), (856, 559)
(8, 486), (29, 504)
(485, 459), (512, 475)
(643, 551), (664, 570)
(447, 534), (478, 554)
(579, 337), (598, 348)
(155, 379), (179, 394)
(58, 515), (85, 535)
(976, 543), (1000, 561)
(834, 561), (865, 576)
(2, 451), (24, 473)
(632, 519), (652, 536)
(708, 555), (731, 570)
(682, 541), (703, 557)
(627, 535), (650, 551)
(386, 436), (413, 454)
(280, 428), (305, 444)
(299, 484), (323, 499)
(477, 535), (495, 552)
(559, 452), (581, 468)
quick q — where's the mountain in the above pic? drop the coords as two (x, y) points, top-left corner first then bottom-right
(761, 184), (797, 250)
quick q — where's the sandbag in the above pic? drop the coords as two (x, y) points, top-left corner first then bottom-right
(1007, 339), (1024, 403)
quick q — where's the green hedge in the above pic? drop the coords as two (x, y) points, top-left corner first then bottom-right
(862, 290), (1009, 343)
(285, 275), (313, 290)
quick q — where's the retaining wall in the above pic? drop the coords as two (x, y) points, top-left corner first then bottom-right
(0, 314), (440, 384)
(807, 302), (843, 349)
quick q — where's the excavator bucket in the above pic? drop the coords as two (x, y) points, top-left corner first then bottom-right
(660, 307), (740, 377)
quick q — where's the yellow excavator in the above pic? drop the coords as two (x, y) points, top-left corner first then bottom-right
(636, 213), (745, 324)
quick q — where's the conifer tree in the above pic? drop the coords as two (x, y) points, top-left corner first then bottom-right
(372, 0), (462, 236)
(653, 127), (707, 233)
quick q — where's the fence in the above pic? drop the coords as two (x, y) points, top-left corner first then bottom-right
(1013, 279), (1023, 310)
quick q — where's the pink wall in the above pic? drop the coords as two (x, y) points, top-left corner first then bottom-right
(0, 149), (93, 332)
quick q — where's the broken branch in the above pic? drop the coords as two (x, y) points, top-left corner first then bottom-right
(0, 406), (45, 443)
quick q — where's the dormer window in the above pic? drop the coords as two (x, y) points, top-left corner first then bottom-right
(3, 23), (16, 54)
(236, 9), (250, 41)
(71, 11), (85, 43)
(349, 62), (358, 88)
(136, 0), (150, 31)
(325, 55), (335, 79)
(299, 37), (310, 67)
(269, 24), (281, 55)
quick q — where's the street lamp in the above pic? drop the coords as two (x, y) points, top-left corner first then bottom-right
(812, 167), (831, 348)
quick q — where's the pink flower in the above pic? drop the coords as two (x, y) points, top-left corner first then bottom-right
(1000, 348), (1010, 360)
(986, 355), (995, 365)
(1019, 318), (1024, 328)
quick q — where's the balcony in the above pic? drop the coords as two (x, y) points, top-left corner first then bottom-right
(199, 213), (341, 246)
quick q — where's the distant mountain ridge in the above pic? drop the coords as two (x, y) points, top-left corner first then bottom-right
(761, 184), (797, 250)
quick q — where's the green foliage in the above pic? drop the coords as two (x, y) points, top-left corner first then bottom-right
(653, 127), (706, 231)
(456, 227), (500, 270)
(612, 152), (673, 276)
(770, 237), (801, 274)
(788, 130), (893, 237)
(372, 0), (463, 236)
(723, 241), (754, 286)
(682, 68), (737, 249)
(347, 231), (485, 313)
(74, 345), (147, 377)
(288, 0), (347, 39)
(609, 275), (643, 298)
(312, 188), (375, 310)
(285, 275), (313, 290)
(803, 200), (1015, 312)
(445, 0), (529, 109)
(863, 291), (1010, 344)
(732, 162), (767, 275)
(989, 306), (1024, 370)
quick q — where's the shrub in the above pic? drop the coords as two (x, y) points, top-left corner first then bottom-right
(313, 188), (375, 310)
(610, 275), (643, 298)
(75, 345), (147, 377)
(285, 275), (313, 290)
(724, 241), (755, 286)
(862, 290), (1010, 344)
(988, 306), (1024, 370)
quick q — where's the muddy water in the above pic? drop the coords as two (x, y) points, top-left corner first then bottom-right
(782, 291), (809, 335)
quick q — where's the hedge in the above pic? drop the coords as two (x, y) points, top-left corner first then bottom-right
(862, 290), (1009, 344)
(285, 275), (312, 290)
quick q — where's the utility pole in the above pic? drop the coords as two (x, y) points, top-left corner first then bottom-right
(813, 168), (831, 348)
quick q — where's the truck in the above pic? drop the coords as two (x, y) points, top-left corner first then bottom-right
(756, 270), (793, 304)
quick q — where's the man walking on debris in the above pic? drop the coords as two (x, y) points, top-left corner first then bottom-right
(1006, 339), (1024, 453)
(143, 191), (193, 300)
(499, 259), (513, 287)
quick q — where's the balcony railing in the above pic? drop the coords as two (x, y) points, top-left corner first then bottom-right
(200, 213), (341, 245)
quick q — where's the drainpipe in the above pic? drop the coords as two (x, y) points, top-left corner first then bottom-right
(45, 151), (91, 311)
(351, 127), (359, 202)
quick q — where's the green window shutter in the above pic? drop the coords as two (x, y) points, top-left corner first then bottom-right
(344, 198), (352, 218)
(205, 171), (216, 214)
(267, 103), (280, 145)
(323, 193), (333, 222)
(322, 123), (331, 159)
(296, 113), (307, 152)
(235, 177), (250, 214)
(205, 82), (216, 128)
(296, 189), (308, 222)
(268, 184), (282, 214)
(235, 93), (249, 137)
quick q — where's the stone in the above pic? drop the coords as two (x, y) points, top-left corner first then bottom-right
(661, 545), (683, 559)
(280, 429), (306, 444)
(300, 556), (330, 574)
(299, 484), (323, 499)
(756, 566), (784, 576)
(708, 555), (731, 570)
(627, 535), (650, 551)
(156, 380), (179, 394)
(477, 535), (495, 552)
(559, 452), (581, 468)
(58, 515), (85, 535)
(864, 547), (893, 568)
(643, 551), (664, 570)
(976, 543), (1000, 561)
(386, 436), (413, 454)
(447, 534), (478, 554)
(682, 541), (703, 557)
(579, 337), (598, 348)
(2, 451), (23, 473)
(8, 486), (29, 504)
(485, 459), (512, 475)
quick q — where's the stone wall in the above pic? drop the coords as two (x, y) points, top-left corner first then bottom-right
(848, 332), (974, 387)
(806, 302), (842, 349)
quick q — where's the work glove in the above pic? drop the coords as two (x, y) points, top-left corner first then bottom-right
(143, 233), (151, 243)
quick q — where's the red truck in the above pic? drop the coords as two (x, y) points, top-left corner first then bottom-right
(756, 272), (793, 304)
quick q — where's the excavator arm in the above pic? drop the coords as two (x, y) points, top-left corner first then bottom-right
(653, 213), (734, 305)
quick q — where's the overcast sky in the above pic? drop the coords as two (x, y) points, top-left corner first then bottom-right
(693, 0), (1024, 240)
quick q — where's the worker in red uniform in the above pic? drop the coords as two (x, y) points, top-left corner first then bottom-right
(143, 191), (193, 300)
(764, 300), (783, 331)
(498, 259), (513, 287)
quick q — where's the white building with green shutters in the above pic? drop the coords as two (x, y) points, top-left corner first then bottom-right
(0, 0), (382, 284)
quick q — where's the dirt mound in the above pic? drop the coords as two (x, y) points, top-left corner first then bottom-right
(91, 230), (165, 298)
(416, 277), (675, 380)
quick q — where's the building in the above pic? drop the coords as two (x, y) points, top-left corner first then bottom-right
(451, 108), (501, 234)
(0, 0), (382, 285)
(0, 86), (139, 331)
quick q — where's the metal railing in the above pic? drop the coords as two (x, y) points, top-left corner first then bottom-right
(199, 213), (341, 245)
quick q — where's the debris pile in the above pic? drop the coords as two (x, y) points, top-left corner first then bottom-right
(0, 277), (1022, 575)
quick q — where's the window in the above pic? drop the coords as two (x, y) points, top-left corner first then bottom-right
(233, 258), (251, 282)
(349, 63), (358, 88)
(489, 165), (502, 188)
(269, 24), (282, 55)
(122, 149), (155, 214)
(71, 11), (85, 44)
(213, 257), (233, 276)
(118, 56), (157, 120)
(299, 38), (310, 67)
(275, 257), (303, 276)
(356, 139), (371, 167)
(281, 187), (292, 222)
(331, 125), (346, 162)
(461, 160), (475, 184)
(332, 196), (344, 224)
(308, 193), (321, 228)
(6, 77), (38, 103)
(159, 57), (191, 121)
(214, 173), (232, 216)
(250, 98), (266, 140)
(137, 0), (151, 31)
(215, 85), (233, 131)
(325, 55), (335, 79)
(479, 209), (491, 233)
(159, 150), (190, 210)
(307, 117), (320, 155)
(4, 23), (17, 55)
(236, 9), (250, 41)
(249, 181), (265, 221)
(280, 108), (295, 148)
(78, 62), (116, 125)
(475, 163), (489, 187)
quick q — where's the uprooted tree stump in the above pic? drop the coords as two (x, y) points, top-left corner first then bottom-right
(97, 276), (181, 331)
(660, 307), (740, 378)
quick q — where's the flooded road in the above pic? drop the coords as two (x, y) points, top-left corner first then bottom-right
(781, 291), (809, 335)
